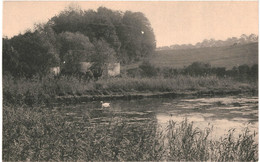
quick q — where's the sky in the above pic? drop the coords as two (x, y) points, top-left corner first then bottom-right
(3, 1), (259, 47)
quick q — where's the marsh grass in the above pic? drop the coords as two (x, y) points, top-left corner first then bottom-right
(96, 75), (244, 92)
(3, 74), (256, 106)
(3, 105), (258, 161)
(165, 120), (258, 161)
(3, 105), (165, 161)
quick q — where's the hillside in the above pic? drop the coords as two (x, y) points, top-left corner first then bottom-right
(156, 34), (258, 51)
(149, 42), (258, 69)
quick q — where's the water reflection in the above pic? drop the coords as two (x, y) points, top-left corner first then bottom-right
(53, 95), (258, 140)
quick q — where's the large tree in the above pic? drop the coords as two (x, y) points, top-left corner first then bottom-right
(58, 32), (94, 74)
(3, 38), (20, 76)
(9, 31), (59, 77)
(119, 11), (156, 63)
(50, 6), (156, 64)
(4, 6), (157, 78)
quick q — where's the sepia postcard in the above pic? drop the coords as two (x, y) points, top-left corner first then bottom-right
(2, 1), (258, 161)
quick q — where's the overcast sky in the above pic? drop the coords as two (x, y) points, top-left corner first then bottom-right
(3, 1), (258, 47)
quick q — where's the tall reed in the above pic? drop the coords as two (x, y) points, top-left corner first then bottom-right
(3, 74), (256, 106)
(3, 105), (258, 161)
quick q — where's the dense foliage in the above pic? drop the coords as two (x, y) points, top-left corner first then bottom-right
(127, 61), (258, 82)
(3, 6), (156, 77)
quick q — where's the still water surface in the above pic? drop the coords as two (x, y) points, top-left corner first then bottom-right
(53, 95), (258, 140)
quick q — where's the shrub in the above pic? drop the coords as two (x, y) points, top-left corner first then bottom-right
(139, 61), (158, 77)
(184, 62), (211, 76)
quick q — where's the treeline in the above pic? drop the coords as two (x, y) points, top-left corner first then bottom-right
(3, 6), (156, 78)
(127, 61), (258, 81)
(157, 34), (258, 51)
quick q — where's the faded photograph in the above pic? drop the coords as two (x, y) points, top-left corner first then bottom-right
(2, 1), (258, 161)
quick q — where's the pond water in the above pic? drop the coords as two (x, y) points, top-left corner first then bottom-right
(53, 95), (258, 140)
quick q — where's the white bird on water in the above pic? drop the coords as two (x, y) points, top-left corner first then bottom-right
(101, 101), (110, 108)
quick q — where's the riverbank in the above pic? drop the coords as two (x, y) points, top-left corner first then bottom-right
(3, 75), (258, 161)
(55, 88), (257, 104)
(3, 75), (257, 106)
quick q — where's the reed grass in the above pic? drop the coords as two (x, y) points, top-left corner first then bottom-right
(165, 120), (258, 161)
(95, 75), (248, 92)
(3, 74), (256, 106)
(3, 105), (258, 161)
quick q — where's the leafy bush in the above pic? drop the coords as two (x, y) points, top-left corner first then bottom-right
(160, 62), (258, 81)
(139, 61), (159, 77)
(184, 62), (211, 76)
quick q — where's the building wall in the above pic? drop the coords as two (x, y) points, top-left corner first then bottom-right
(78, 62), (120, 77)
(79, 62), (92, 73)
(50, 67), (60, 75)
(108, 63), (120, 77)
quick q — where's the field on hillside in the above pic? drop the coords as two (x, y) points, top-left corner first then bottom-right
(150, 43), (258, 69)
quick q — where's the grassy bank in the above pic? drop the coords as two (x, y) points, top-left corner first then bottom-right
(3, 105), (258, 161)
(3, 74), (257, 106)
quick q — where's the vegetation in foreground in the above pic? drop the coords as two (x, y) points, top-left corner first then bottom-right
(3, 73), (257, 106)
(3, 105), (258, 161)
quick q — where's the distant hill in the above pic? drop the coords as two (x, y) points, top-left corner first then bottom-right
(149, 42), (258, 69)
(157, 34), (258, 51)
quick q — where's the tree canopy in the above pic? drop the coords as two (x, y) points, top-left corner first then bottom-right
(3, 6), (156, 77)
(6, 30), (60, 77)
(49, 6), (156, 63)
